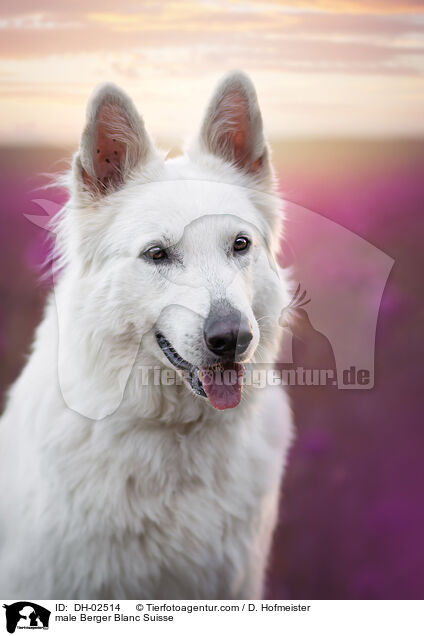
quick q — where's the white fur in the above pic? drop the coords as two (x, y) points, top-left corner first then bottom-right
(0, 72), (293, 599)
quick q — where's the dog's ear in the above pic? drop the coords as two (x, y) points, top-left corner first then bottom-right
(194, 71), (270, 177)
(76, 83), (157, 196)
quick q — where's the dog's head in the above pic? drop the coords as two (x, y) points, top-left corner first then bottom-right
(63, 72), (288, 412)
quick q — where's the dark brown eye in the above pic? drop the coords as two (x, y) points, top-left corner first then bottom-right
(233, 236), (250, 253)
(143, 246), (168, 261)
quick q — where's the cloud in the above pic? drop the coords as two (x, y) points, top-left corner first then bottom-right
(1, 0), (424, 17)
(1, 0), (424, 140)
(289, 0), (424, 13)
(0, 3), (423, 72)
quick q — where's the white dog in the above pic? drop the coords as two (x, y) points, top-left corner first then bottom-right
(0, 71), (293, 599)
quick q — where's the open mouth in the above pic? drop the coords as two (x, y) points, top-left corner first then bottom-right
(155, 332), (244, 410)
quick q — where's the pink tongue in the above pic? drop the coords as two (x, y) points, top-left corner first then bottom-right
(201, 363), (244, 410)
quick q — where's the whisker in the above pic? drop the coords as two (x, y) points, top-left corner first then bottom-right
(297, 298), (311, 308)
(295, 290), (307, 305)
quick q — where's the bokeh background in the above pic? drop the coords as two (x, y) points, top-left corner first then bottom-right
(1, 0), (423, 599)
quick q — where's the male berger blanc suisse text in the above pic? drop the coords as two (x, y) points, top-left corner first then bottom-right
(0, 72), (294, 599)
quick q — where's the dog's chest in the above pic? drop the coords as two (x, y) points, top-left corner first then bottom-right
(52, 421), (269, 598)
(112, 476), (257, 598)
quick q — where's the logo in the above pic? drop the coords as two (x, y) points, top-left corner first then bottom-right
(2, 603), (50, 634)
(24, 195), (394, 416)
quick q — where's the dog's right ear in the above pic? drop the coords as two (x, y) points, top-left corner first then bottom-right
(75, 84), (158, 196)
(190, 71), (270, 181)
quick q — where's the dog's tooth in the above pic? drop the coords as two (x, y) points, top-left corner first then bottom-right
(198, 370), (203, 382)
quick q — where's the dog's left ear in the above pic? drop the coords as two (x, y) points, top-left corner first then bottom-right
(192, 71), (270, 178)
(76, 83), (158, 196)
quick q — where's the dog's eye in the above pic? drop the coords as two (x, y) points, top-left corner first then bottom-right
(143, 246), (168, 261)
(233, 236), (250, 253)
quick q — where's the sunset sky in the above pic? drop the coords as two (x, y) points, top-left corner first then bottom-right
(1, 0), (424, 144)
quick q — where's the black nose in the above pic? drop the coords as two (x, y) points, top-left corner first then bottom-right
(204, 310), (253, 358)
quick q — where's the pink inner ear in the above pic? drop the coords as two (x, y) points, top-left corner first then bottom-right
(214, 90), (252, 170)
(93, 104), (127, 185)
(232, 130), (247, 164)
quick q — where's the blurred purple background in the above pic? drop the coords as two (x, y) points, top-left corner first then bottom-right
(1, 140), (423, 599)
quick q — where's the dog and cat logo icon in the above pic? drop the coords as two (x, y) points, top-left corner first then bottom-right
(2, 603), (50, 633)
